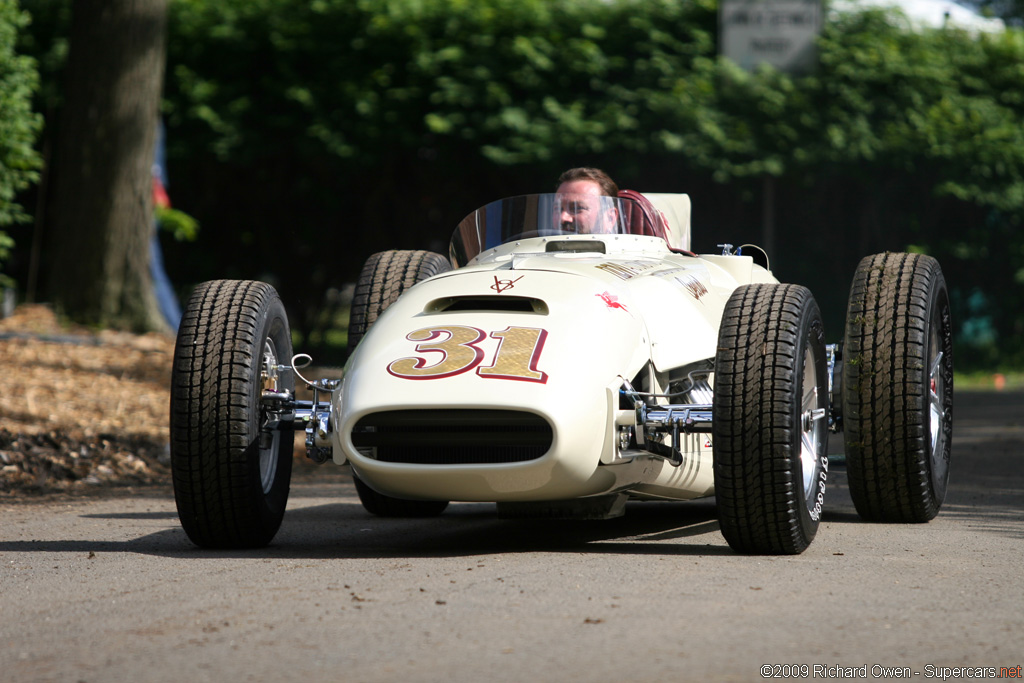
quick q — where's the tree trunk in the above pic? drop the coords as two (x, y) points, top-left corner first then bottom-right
(45, 0), (168, 332)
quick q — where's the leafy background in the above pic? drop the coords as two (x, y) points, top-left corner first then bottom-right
(5, 0), (1023, 369)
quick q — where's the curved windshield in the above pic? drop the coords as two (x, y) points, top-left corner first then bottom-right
(450, 193), (639, 267)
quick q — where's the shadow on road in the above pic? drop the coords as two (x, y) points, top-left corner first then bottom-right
(270, 497), (736, 559)
(3, 391), (1020, 557)
(0, 497), (740, 559)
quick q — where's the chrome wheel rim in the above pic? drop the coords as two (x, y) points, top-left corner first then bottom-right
(800, 345), (826, 509)
(927, 310), (949, 478)
(259, 338), (281, 494)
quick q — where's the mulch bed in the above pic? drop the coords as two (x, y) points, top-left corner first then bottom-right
(0, 304), (333, 499)
(0, 305), (174, 496)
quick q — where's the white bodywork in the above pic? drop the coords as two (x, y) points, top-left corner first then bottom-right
(333, 194), (777, 504)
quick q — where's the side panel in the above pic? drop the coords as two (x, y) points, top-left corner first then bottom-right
(626, 262), (726, 372)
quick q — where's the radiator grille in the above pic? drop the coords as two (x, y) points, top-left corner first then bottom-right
(352, 409), (552, 465)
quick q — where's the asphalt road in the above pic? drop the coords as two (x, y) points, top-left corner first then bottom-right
(2, 391), (1022, 683)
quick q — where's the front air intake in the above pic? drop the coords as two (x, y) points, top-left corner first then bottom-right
(352, 409), (552, 465)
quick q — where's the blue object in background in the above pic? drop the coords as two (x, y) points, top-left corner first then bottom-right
(150, 119), (181, 332)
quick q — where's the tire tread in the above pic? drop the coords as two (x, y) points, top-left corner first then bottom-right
(170, 280), (293, 548)
(348, 250), (451, 350)
(843, 253), (951, 522)
(713, 284), (825, 554)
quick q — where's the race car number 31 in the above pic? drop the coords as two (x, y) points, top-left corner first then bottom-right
(387, 325), (549, 383)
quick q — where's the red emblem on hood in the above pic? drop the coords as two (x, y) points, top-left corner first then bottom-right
(597, 291), (629, 312)
(491, 275), (523, 293)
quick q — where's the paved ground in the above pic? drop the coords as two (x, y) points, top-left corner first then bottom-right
(1, 391), (1021, 683)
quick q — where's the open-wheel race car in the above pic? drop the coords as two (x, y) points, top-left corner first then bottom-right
(169, 190), (953, 555)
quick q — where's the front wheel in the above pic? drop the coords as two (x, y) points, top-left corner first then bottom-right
(713, 284), (829, 555)
(170, 280), (294, 548)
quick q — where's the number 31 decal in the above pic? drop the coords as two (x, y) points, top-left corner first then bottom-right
(387, 325), (549, 383)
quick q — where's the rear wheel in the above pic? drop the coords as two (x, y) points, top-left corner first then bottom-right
(348, 249), (452, 517)
(713, 284), (829, 555)
(170, 280), (294, 548)
(842, 253), (953, 522)
(348, 249), (451, 350)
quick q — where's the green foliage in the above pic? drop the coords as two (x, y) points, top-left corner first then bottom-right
(156, 206), (200, 242)
(168, 1), (1024, 199)
(164, 0), (718, 164)
(17, 0), (1024, 367)
(0, 230), (14, 288)
(810, 13), (1024, 204)
(0, 0), (42, 225)
(158, 0), (1024, 368)
(0, 0), (42, 288)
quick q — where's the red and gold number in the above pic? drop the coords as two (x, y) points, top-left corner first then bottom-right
(478, 327), (548, 383)
(387, 325), (548, 383)
(387, 326), (486, 379)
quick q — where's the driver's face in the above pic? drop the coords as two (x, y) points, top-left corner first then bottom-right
(556, 180), (618, 234)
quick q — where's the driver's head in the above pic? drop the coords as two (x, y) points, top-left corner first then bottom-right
(557, 167), (619, 198)
(555, 167), (620, 234)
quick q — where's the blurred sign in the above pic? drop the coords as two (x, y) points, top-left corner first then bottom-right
(720, 0), (822, 73)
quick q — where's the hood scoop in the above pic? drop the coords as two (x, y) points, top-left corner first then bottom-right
(426, 296), (548, 315)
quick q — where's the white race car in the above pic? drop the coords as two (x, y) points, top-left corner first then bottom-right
(169, 191), (953, 554)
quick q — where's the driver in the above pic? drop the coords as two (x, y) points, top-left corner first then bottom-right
(555, 167), (621, 234)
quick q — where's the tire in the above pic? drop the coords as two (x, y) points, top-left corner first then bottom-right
(348, 249), (451, 351)
(842, 253), (953, 522)
(347, 249), (452, 517)
(170, 280), (294, 548)
(352, 475), (449, 517)
(713, 284), (829, 555)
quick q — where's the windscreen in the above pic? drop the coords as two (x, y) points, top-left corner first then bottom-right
(450, 193), (635, 267)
